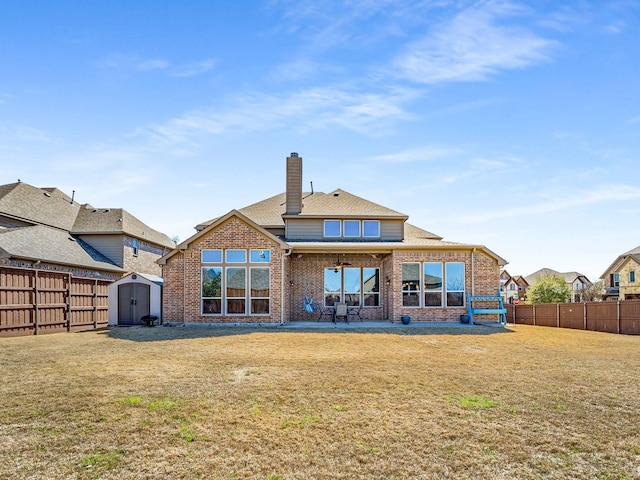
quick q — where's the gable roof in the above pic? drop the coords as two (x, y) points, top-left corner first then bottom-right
(526, 268), (590, 285)
(196, 189), (410, 231)
(0, 225), (123, 273)
(159, 209), (289, 265)
(600, 244), (640, 279)
(72, 206), (174, 248)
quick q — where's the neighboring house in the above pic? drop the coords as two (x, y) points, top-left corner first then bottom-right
(525, 267), (592, 302)
(159, 153), (507, 324)
(500, 270), (529, 304)
(600, 245), (640, 301)
(0, 181), (175, 326)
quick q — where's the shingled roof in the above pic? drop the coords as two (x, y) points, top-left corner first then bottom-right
(72, 206), (174, 248)
(0, 225), (123, 273)
(197, 189), (409, 231)
(0, 182), (81, 231)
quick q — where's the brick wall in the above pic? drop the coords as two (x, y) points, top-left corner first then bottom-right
(123, 237), (168, 276)
(161, 217), (284, 324)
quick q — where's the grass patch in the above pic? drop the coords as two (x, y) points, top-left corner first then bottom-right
(1, 324), (640, 479)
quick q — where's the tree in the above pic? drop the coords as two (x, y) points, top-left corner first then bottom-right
(528, 275), (572, 304)
(582, 280), (604, 302)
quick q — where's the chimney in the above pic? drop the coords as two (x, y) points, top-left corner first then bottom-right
(285, 152), (303, 215)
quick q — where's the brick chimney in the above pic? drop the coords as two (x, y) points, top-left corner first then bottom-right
(285, 152), (302, 215)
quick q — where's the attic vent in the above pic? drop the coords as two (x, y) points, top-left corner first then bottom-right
(68, 237), (76, 242)
(92, 209), (97, 213)
(103, 209), (110, 213)
(333, 192), (339, 197)
(43, 192), (51, 197)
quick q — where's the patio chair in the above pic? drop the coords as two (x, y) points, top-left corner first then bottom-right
(315, 301), (334, 322)
(334, 303), (348, 323)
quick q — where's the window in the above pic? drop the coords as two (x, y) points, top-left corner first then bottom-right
(402, 263), (420, 307)
(631, 271), (636, 283)
(226, 249), (246, 263)
(323, 267), (380, 307)
(613, 273), (620, 287)
(363, 268), (380, 306)
(132, 239), (138, 256)
(226, 267), (246, 314)
(343, 268), (361, 306)
(250, 268), (270, 314)
(250, 249), (270, 263)
(343, 220), (361, 237)
(401, 261), (466, 308)
(423, 262), (443, 307)
(363, 220), (380, 238)
(201, 248), (271, 315)
(202, 267), (222, 314)
(324, 268), (341, 306)
(202, 249), (222, 263)
(324, 220), (341, 237)
(446, 262), (465, 307)
(509, 283), (516, 291)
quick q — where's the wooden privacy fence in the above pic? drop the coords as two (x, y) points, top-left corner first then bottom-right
(0, 266), (110, 337)
(505, 301), (640, 335)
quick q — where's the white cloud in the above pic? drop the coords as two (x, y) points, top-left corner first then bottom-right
(393, 2), (555, 84)
(370, 146), (460, 164)
(171, 59), (217, 78)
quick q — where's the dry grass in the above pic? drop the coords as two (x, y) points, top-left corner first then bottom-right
(1, 324), (640, 479)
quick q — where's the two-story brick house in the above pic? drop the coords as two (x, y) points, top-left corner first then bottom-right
(159, 154), (507, 324)
(601, 245), (640, 301)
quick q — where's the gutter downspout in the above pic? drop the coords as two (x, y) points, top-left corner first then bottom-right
(281, 248), (293, 324)
(182, 249), (187, 324)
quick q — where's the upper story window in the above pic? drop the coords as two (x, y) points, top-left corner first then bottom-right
(202, 249), (222, 263)
(363, 220), (380, 238)
(324, 219), (381, 238)
(250, 249), (270, 263)
(324, 220), (341, 237)
(132, 239), (138, 256)
(343, 220), (361, 237)
(225, 249), (247, 263)
(630, 271), (636, 283)
(613, 273), (620, 287)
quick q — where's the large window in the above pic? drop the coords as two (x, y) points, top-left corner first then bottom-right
(201, 248), (270, 315)
(343, 220), (361, 237)
(423, 262), (443, 307)
(226, 267), (246, 314)
(363, 268), (380, 306)
(446, 262), (465, 307)
(402, 263), (420, 307)
(324, 267), (380, 307)
(202, 267), (222, 314)
(363, 220), (380, 238)
(401, 261), (465, 308)
(250, 268), (270, 314)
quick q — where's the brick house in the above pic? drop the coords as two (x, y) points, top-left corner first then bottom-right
(601, 245), (640, 301)
(158, 153), (507, 324)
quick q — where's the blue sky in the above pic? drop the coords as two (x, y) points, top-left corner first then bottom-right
(1, 0), (639, 281)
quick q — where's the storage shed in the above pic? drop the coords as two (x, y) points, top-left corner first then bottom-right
(108, 272), (163, 325)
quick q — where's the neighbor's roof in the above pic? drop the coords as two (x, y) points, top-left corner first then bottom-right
(526, 268), (590, 285)
(0, 225), (124, 273)
(0, 182), (81, 231)
(197, 189), (409, 231)
(0, 181), (173, 249)
(600, 244), (640, 279)
(72, 206), (174, 248)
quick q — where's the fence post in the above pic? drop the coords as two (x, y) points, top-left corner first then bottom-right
(66, 273), (72, 332)
(557, 303), (560, 328)
(93, 279), (98, 329)
(533, 304), (536, 326)
(583, 302), (587, 331)
(617, 301), (621, 334)
(34, 270), (39, 336)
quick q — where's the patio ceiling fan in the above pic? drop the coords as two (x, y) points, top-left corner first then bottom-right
(333, 256), (352, 273)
